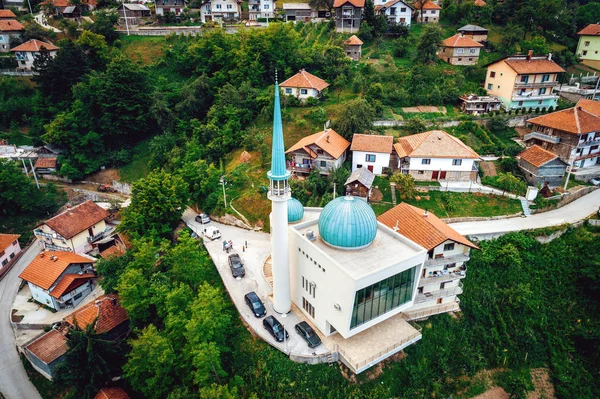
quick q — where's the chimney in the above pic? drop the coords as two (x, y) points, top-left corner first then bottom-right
(547, 52), (552, 61)
(424, 210), (429, 218)
(527, 50), (533, 61)
(394, 220), (399, 232)
(578, 106), (583, 111)
(52, 256), (58, 262)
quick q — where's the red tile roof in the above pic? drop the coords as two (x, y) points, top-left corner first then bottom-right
(50, 273), (94, 298)
(43, 200), (108, 239)
(527, 99), (600, 135)
(344, 35), (363, 45)
(41, 0), (97, 7)
(578, 24), (600, 36)
(280, 70), (329, 91)
(474, 0), (487, 6)
(503, 57), (565, 74)
(286, 129), (350, 160)
(11, 39), (58, 52)
(34, 157), (57, 169)
(334, 0), (365, 7)
(94, 388), (130, 399)
(378, 203), (478, 250)
(414, 0), (441, 10)
(393, 130), (480, 159)
(350, 133), (393, 153)
(100, 246), (125, 259)
(19, 251), (94, 290)
(0, 19), (24, 32)
(518, 145), (559, 168)
(65, 294), (129, 334)
(441, 34), (484, 48)
(0, 234), (20, 254)
(25, 329), (69, 365)
(0, 10), (17, 18)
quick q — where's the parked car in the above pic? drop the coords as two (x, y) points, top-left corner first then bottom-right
(228, 253), (245, 278)
(195, 213), (210, 224)
(203, 226), (221, 240)
(295, 321), (321, 348)
(263, 315), (289, 342)
(590, 178), (600, 186)
(244, 291), (266, 318)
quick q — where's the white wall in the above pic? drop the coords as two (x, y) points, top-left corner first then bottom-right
(282, 86), (321, 100)
(29, 283), (58, 310)
(259, 0), (275, 18)
(0, 239), (21, 268)
(406, 157), (475, 172)
(15, 50), (57, 71)
(374, 0), (411, 26)
(352, 150), (390, 175)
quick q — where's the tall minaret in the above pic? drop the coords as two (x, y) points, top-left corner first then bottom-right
(268, 76), (292, 314)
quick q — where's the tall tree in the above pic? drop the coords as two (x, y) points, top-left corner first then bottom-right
(333, 98), (375, 140)
(415, 24), (442, 64)
(308, 0), (334, 13)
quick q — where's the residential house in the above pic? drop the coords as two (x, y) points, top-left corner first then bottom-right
(334, 0), (364, 33)
(378, 203), (478, 319)
(0, 234), (21, 269)
(459, 94), (501, 114)
(286, 128), (350, 175)
(413, 0), (440, 23)
(34, 157), (57, 175)
(201, 0), (242, 22)
(24, 326), (69, 379)
(19, 251), (96, 311)
(117, 4), (151, 26)
(576, 24), (600, 70)
(393, 130), (481, 181)
(249, 0), (276, 20)
(282, 3), (317, 22)
(98, 233), (131, 259)
(280, 70), (330, 100)
(94, 388), (130, 399)
(484, 51), (564, 111)
(350, 133), (394, 174)
(524, 99), (600, 180)
(518, 145), (567, 187)
(0, 18), (24, 53)
(155, 0), (187, 16)
(344, 166), (375, 200)
(374, 0), (412, 27)
(457, 24), (488, 43)
(344, 35), (363, 61)
(473, 0), (487, 6)
(34, 200), (111, 254)
(11, 39), (58, 71)
(0, 10), (18, 19)
(556, 82), (600, 103)
(438, 33), (483, 65)
(64, 294), (129, 340)
(42, 0), (97, 15)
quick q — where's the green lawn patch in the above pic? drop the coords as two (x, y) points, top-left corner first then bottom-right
(373, 176), (393, 203)
(119, 35), (168, 66)
(404, 191), (522, 218)
(119, 139), (151, 183)
(371, 202), (394, 216)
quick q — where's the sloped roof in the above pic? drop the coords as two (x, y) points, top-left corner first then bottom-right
(50, 273), (95, 298)
(100, 245), (125, 259)
(414, 0), (441, 10)
(527, 100), (600, 134)
(286, 129), (350, 160)
(65, 294), (129, 334)
(280, 70), (329, 91)
(500, 56), (565, 74)
(578, 24), (600, 36)
(350, 133), (393, 153)
(34, 157), (57, 169)
(344, 35), (363, 45)
(441, 34), (484, 48)
(393, 130), (481, 159)
(473, 0), (487, 6)
(518, 145), (562, 168)
(44, 200), (109, 239)
(94, 388), (130, 399)
(378, 203), (478, 250)
(0, 19), (24, 32)
(42, 0), (97, 7)
(11, 39), (58, 52)
(374, 0), (412, 11)
(458, 24), (488, 32)
(19, 251), (94, 290)
(334, 0), (365, 7)
(345, 167), (375, 189)
(0, 234), (20, 253)
(282, 3), (312, 9)
(25, 329), (69, 365)
(0, 10), (17, 18)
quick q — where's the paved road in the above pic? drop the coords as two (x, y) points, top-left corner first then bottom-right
(0, 244), (42, 399)
(449, 189), (600, 237)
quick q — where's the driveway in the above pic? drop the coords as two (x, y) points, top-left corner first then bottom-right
(0, 244), (42, 399)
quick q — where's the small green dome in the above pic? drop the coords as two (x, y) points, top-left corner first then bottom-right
(318, 196), (377, 249)
(288, 198), (304, 223)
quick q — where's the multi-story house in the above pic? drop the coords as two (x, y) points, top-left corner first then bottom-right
(334, 0), (364, 33)
(457, 24), (488, 43)
(374, 0), (412, 27)
(344, 35), (363, 61)
(517, 145), (567, 187)
(484, 51), (565, 111)
(393, 130), (481, 181)
(279, 69), (330, 100)
(524, 99), (600, 180)
(286, 128), (350, 176)
(379, 203), (478, 320)
(249, 0), (276, 20)
(201, 0), (242, 22)
(0, 17), (24, 53)
(34, 200), (111, 254)
(155, 0), (187, 16)
(576, 24), (600, 70)
(282, 3), (317, 22)
(117, 4), (151, 26)
(11, 39), (58, 71)
(350, 133), (394, 175)
(0, 234), (21, 269)
(413, 0), (440, 23)
(438, 33), (483, 66)
(459, 94), (501, 115)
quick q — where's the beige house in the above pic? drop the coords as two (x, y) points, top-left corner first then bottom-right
(438, 34), (483, 65)
(280, 70), (330, 101)
(344, 35), (363, 61)
(34, 200), (111, 254)
(286, 128), (350, 176)
(576, 24), (600, 70)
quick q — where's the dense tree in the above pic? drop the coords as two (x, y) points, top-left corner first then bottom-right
(90, 11), (119, 44)
(308, 0), (333, 13)
(333, 99), (375, 140)
(576, 2), (600, 30)
(415, 24), (442, 64)
(390, 172), (415, 199)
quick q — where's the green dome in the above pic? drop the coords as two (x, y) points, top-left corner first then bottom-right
(318, 196), (378, 249)
(288, 198), (304, 223)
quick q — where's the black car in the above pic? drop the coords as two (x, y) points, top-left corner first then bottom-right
(228, 253), (245, 278)
(244, 291), (266, 318)
(295, 321), (321, 348)
(263, 315), (289, 342)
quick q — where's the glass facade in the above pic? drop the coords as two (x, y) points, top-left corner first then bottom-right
(350, 266), (416, 329)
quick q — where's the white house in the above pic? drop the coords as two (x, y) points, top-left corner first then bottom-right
(201, 0), (242, 22)
(413, 0), (440, 23)
(11, 39), (58, 71)
(350, 133), (394, 175)
(33, 200), (111, 254)
(286, 128), (350, 176)
(0, 234), (21, 269)
(19, 251), (96, 311)
(393, 130), (481, 181)
(155, 0), (186, 16)
(280, 70), (330, 101)
(0, 13), (24, 53)
(249, 0), (276, 20)
(374, 0), (412, 27)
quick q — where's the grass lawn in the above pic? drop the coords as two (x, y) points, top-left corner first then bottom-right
(371, 202), (394, 215)
(373, 176), (393, 202)
(403, 191), (522, 218)
(119, 139), (151, 183)
(119, 35), (168, 66)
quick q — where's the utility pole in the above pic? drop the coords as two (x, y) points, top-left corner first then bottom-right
(29, 158), (40, 189)
(333, 182), (336, 199)
(122, 0), (130, 36)
(563, 152), (575, 191)
(21, 158), (29, 176)
(220, 176), (227, 207)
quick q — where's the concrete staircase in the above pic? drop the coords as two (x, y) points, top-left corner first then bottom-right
(520, 198), (532, 216)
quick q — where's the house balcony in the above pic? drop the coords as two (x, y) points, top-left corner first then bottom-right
(402, 301), (460, 321)
(414, 281), (463, 304)
(419, 269), (466, 287)
(514, 81), (557, 89)
(523, 132), (560, 144)
(424, 253), (470, 267)
(289, 163), (315, 174)
(579, 138), (600, 147)
(575, 151), (600, 161)
(511, 94), (559, 102)
(34, 229), (66, 241)
(43, 243), (72, 252)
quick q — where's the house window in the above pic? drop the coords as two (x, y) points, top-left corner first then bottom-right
(443, 243), (455, 251)
(300, 89), (308, 94)
(585, 41), (590, 47)
(227, 4), (232, 9)
(521, 75), (529, 83)
(320, 160), (326, 167)
(538, 88), (546, 95)
(418, 170), (424, 174)
(458, 58), (462, 61)
(518, 101), (524, 106)
(421, 159), (431, 165)
(469, 48), (476, 54)
(215, 4), (221, 8)
(365, 154), (376, 162)
(487, 83), (493, 90)
(357, 164), (363, 168)
(285, 88), (292, 94)
(456, 48), (464, 55)
(264, 4), (269, 9)
(400, 7), (406, 11)
(541, 74), (550, 82)
(73, 292), (83, 301)
(1, 259), (6, 267)
(538, 100), (543, 105)
(490, 71), (496, 78)
(582, 51), (588, 56)
(302, 297), (315, 318)
(452, 159), (462, 166)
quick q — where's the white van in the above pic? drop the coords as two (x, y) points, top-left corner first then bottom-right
(203, 226), (222, 240)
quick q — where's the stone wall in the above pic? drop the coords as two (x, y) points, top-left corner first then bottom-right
(408, 170), (475, 182)
(531, 186), (599, 214)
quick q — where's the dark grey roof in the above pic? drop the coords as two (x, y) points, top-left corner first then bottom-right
(345, 167), (375, 189)
(120, 3), (150, 11)
(458, 24), (488, 32)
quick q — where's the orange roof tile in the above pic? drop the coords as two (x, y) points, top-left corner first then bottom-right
(414, 0), (440, 10)
(0, 234), (20, 254)
(527, 101), (600, 134)
(334, 0), (365, 7)
(0, 10), (17, 18)
(19, 251), (94, 290)
(100, 246), (125, 259)
(503, 57), (565, 74)
(65, 294), (129, 334)
(579, 99), (600, 116)
(11, 39), (58, 52)
(378, 203), (478, 250)
(50, 273), (94, 298)
(34, 157), (57, 169)
(350, 134), (393, 153)
(286, 129), (350, 160)
(473, 0), (487, 6)
(43, 200), (108, 239)
(441, 34), (484, 48)
(344, 35), (363, 45)
(41, 0), (97, 7)
(25, 329), (69, 365)
(578, 24), (600, 36)
(280, 70), (329, 91)
(393, 130), (480, 159)
(0, 19), (24, 32)
(518, 145), (560, 168)
(94, 388), (130, 399)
